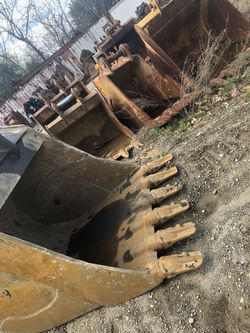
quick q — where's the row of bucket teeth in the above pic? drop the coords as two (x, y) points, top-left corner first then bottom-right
(124, 154), (203, 279)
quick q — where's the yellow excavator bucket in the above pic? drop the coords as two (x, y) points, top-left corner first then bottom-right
(0, 126), (202, 333)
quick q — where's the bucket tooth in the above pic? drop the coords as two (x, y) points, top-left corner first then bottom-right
(130, 222), (196, 258)
(145, 154), (173, 173)
(147, 167), (178, 187)
(131, 154), (173, 182)
(129, 184), (181, 210)
(145, 200), (189, 226)
(150, 184), (181, 204)
(151, 222), (196, 251)
(149, 252), (203, 279)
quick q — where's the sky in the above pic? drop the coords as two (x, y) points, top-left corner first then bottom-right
(1, 0), (145, 64)
(0, 0), (70, 59)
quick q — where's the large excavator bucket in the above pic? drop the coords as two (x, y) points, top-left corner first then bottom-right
(0, 126), (202, 333)
(136, 0), (250, 80)
(94, 44), (200, 129)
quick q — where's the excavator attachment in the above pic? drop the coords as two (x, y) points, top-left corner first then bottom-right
(33, 83), (139, 160)
(94, 44), (200, 129)
(0, 126), (202, 333)
(136, 0), (250, 80)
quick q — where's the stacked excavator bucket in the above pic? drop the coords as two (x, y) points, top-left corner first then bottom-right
(0, 126), (202, 332)
(94, 0), (249, 129)
(94, 44), (201, 129)
(19, 0), (249, 157)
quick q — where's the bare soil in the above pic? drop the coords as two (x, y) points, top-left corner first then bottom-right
(48, 64), (250, 333)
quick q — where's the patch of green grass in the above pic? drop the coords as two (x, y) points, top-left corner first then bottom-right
(167, 118), (189, 133)
(201, 94), (210, 103)
(142, 151), (164, 163)
(228, 75), (239, 84)
(237, 50), (250, 65)
(166, 118), (190, 143)
(144, 118), (189, 144)
(218, 74), (241, 98)
(144, 127), (166, 141)
(218, 81), (234, 98)
(155, 152), (164, 159)
(172, 134), (182, 144)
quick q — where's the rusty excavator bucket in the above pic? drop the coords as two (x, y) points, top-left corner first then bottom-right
(136, 0), (250, 81)
(94, 44), (200, 129)
(0, 126), (202, 333)
(33, 83), (139, 160)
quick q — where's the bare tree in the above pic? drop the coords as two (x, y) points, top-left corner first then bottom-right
(0, 0), (46, 60)
(0, 32), (27, 73)
(0, 32), (27, 103)
(69, 0), (117, 32)
(34, 0), (76, 48)
(84, 0), (116, 20)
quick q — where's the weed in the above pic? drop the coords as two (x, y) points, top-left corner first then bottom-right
(156, 152), (164, 159)
(232, 33), (250, 77)
(181, 29), (231, 95)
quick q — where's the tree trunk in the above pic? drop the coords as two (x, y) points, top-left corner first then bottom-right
(24, 38), (47, 60)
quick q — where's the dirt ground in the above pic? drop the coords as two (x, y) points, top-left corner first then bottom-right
(47, 58), (250, 333)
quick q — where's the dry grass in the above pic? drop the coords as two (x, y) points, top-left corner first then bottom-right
(131, 94), (167, 112)
(181, 29), (232, 94)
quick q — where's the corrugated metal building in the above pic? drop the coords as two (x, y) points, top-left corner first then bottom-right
(0, 0), (144, 125)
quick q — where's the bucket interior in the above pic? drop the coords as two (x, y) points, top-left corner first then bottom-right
(58, 102), (127, 157)
(0, 136), (135, 256)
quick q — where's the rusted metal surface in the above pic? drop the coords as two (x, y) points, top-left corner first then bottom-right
(95, 18), (146, 60)
(136, 0), (250, 78)
(94, 45), (193, 130)
(146, 90), (202, 128)
(135, 25), (183, 82)
(32, 79), (138, 160)
(2, 0), (248, 125)
(0, 127), (202, 332)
